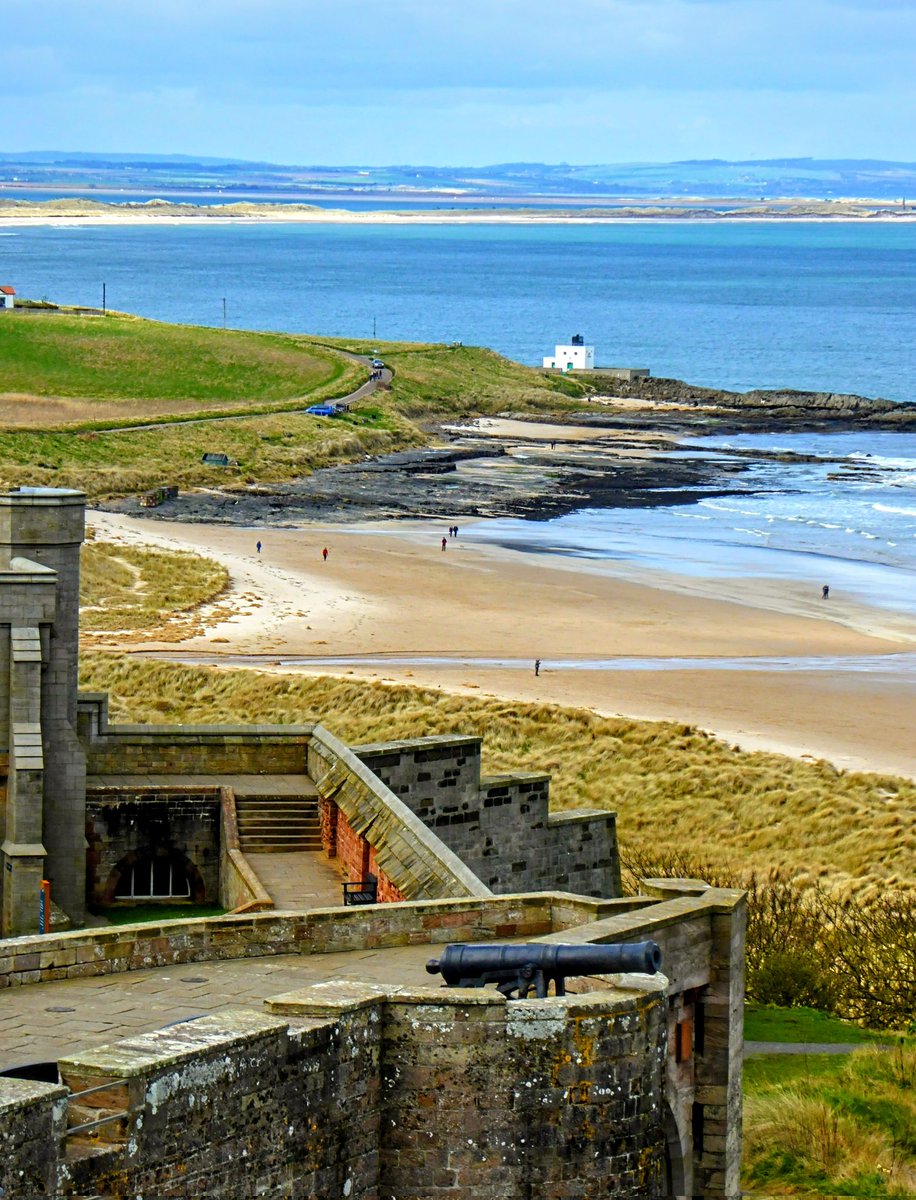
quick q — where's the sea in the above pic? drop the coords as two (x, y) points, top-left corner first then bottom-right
(2, 217), (915, 625)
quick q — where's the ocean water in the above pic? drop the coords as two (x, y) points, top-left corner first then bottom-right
(2, 220), (914, 615)
(466, 429), (916, 616)
(2, 220), (915, 399)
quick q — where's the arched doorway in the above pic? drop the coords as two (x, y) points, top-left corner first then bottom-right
(663, 1103), (687, 1198)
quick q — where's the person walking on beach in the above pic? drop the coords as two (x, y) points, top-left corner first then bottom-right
(322, 547), (328, 562)
(256, 540), (262, 555)
(534, 658), (541, 677)
(822, 584), (830, 599)
(441, 536), (447, 551)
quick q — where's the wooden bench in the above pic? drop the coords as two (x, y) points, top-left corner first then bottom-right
(342, 875), (378, 906)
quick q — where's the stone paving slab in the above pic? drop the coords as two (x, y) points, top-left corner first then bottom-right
(0, 944), (442, 1069)
(246, 852), (344, 909)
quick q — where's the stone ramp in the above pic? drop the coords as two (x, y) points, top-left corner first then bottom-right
(246, 851), (344, 910)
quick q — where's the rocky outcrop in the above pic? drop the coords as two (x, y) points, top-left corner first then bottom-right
(573, 374), (916, 431)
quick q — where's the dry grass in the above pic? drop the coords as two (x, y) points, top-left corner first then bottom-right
(74, 660), (916, 895)
(80, 542), (228, 638)
(744, 1043), (916, 1196)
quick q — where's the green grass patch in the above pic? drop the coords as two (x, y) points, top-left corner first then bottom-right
(0, 313), (352, 408)
(743, 1053), (848, 1091)
(746, 1004), (893, 1046)
(94, 903), (226, 925)
(0, 317), (601, 496)
(743, 1042), (916, 1197)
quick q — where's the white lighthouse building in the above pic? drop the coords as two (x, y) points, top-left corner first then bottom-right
(543, 333), (595, 372)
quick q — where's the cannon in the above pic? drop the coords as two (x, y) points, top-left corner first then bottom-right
(425, 940), (662, 1000)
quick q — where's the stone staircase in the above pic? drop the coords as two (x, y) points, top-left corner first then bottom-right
(235, 794), (322, 854)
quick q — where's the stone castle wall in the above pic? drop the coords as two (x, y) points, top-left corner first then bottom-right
(40, 975), (668, 1200)
(358, 736), (621, 897)
(0, 884), (745, 1198)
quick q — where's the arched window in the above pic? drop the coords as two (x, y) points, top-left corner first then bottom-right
(112, 849), (196, 900)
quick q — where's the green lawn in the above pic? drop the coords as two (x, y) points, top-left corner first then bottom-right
(0, 313), (351, 407)
(95, 903), (226, 925)
(745, 1003), (895, 1045)
(0, 316), (593, 497)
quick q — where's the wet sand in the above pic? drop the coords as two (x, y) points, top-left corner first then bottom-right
(87, 511), (916, 781)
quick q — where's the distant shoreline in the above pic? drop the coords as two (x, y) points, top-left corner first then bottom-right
(2, 197), (916, 227)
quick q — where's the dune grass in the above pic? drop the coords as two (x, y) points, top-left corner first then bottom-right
(743, 1042), (916, 1197)
(80, 541), (228, 636)
(74, 659), (916, 896)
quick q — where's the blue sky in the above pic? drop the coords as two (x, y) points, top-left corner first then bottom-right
(3, 0), (915, 164)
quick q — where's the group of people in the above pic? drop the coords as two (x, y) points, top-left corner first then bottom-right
(441, 525), (460, 550)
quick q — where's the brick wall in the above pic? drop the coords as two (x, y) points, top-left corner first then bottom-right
(327, 800), (407, 904)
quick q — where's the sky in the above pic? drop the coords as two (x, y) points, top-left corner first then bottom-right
(3, 0), (916, 165)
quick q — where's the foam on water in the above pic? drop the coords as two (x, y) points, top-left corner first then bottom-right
(468, 429), (916, 615)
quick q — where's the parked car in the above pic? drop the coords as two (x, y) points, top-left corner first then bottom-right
(306, 404), (338, 416)
(371, 359), (385, 369)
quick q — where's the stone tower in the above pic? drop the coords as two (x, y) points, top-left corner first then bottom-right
(0, 488), (86, 934)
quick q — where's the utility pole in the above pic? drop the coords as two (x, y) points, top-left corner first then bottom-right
(372, 316), (376, 338)
(102, 282), (106, 314)
(222, 298), (227, 329)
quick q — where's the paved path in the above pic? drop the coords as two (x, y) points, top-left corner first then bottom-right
(91, 358), (390, 434)
(745, 1040), (872, 1056)
(0, 942), (439, 1070)
(247, 852), (344, 909)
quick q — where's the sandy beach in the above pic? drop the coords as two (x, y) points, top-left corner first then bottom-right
(3, 198), (916, 228)
(88, 508), (916, 781)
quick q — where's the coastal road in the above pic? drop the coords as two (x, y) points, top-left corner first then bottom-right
(78, 353), (391, 435)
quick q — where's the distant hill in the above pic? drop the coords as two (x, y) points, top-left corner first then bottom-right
(1, 154), (915, 201)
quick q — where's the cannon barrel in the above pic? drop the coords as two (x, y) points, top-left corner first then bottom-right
(426, 941), (661, 999)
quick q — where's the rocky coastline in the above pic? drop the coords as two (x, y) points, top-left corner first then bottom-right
(99, 376), (912, 529)
(578, 375), (916, 432)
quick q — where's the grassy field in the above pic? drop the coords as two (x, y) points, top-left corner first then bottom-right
(80, 539), (229, 636)
(74, 659), (916, 895)
(0, 313), (362, 420)
(315, 337), (591, 417)
(0, 315), (589, 497)
(743, 1043), (915, 1197)
(745, 1004), (895, 1045)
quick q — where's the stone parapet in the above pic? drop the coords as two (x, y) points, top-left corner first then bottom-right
(358, 737), (620, 898)
(309, 724), (490, 901)
(43, 973), (668, 1200)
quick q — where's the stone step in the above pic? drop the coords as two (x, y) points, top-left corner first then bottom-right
(235, 794), (322, 853)
(237, 835), (324, 854)
(240, 830), (321, 849)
